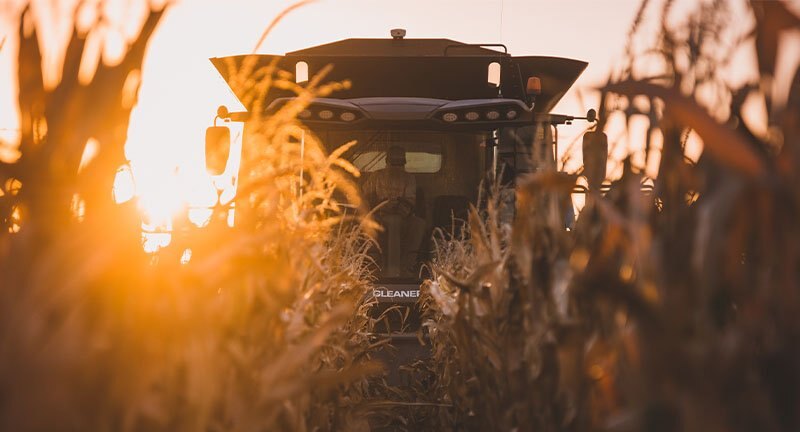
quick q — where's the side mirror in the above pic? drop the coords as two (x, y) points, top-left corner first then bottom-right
(205, 126), (231, 176)
(487, 61), (501, 88)
(582, 130), (608, 191)
(526, 76), (542, 96)
(586, 108), (597, 123)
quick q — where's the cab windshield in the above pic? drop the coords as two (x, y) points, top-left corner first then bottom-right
(328, 130), (459, 169)
(323, 129), (487, 208)
(321, 129), (488, 280)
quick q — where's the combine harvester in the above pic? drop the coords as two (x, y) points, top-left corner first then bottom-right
(203, 29), (607, 378)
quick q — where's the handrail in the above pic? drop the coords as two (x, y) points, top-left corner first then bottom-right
(443, 43), (508, 56)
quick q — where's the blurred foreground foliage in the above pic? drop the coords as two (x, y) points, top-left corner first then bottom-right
(420, 1), (800, 431)
(0, 3), (383, 431)
(2, 1), (800, 431)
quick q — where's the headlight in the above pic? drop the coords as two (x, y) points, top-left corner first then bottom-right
(506, 110), (518, 120)
(318, 109), (334, 120)
(340, 111), (356, 121)
(442, 112), (458, 122)
(465, 111), (480, 121)
(486, 110), (500, 120)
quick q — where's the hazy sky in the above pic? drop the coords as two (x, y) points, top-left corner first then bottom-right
(123, 0), (643, 173)
(1, 0), (642, 160)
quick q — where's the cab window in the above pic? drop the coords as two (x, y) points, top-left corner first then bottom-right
(352, 147), (442, 173)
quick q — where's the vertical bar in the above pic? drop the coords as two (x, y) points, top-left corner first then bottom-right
(299, 129), (305, 200)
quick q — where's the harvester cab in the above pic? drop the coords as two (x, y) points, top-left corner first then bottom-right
(205, 30), (606, 349)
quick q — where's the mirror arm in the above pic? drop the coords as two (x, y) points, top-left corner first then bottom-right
(533, 108), (599, 125)
(213, 111), (249, 126)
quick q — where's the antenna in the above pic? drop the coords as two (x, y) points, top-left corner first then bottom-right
(499, 0), (504, 43)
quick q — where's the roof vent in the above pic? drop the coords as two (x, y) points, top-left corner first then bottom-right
(390, 28), (406, 40)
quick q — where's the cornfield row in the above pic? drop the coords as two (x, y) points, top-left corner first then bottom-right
(1, 1), (799, 431)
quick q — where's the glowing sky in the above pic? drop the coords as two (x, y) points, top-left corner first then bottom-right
(1, 0), (792, 223)
(122, 0), (643, 181)
(1, 0), (642, 154)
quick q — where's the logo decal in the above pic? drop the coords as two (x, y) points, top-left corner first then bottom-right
(373, 287), (420, 298)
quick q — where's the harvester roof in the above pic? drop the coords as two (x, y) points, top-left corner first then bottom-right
(285, 38), (503, 57)
(211, 37), (586, 114)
